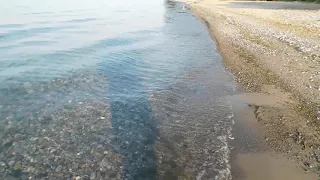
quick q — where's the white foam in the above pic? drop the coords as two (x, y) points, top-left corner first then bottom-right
(215, 102), (235, 180)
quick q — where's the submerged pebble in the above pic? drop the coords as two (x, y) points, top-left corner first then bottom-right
(90, 172), (96, 179)
(13, 162), (22, 170)
(55, 165), (62, 172)
(0, 101), (121, 179)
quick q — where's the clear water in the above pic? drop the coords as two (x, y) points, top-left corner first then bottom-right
(0, 0), (239, 179)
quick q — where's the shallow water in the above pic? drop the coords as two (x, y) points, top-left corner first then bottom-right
(0, 0), (239, 179)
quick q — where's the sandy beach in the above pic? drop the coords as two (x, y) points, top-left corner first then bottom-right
(177, 0), (320, 179)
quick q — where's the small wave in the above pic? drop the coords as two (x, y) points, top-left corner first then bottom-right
(22, 11), (55, 15)
(0, 26), (73, 41)
(20, 40), (56, 46)
(0, 24), (25, 28)
(0, 40), (55, 50)
(59, 18), (97, 23)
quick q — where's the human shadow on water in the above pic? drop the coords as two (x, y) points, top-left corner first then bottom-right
(98, 50), (158, 180)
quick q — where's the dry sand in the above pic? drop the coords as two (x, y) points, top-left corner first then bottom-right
(177, 0), (320, 179)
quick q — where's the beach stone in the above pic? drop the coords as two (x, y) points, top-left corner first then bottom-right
(96, 172), (101, 179)
(72, 162), (79, 169)
(99, 167), (106, 173)
(27, 166), (35, 173)
(56, 173), (64, 178)
(90, 172), (96, 179)
(99, 157), (109, 167)
(0, 166), (5, 173)
(23, 82), (32, 89)
(64, 174), (72, 179)
(8, 161), (15, 167)
(55, 165), (62, 172)
(48, 177), (57, 180)
(300, 161), (309, 171)
(13, 161), (22, 170)
(79, 168), (84, 174)
(20, 174), (29, 180)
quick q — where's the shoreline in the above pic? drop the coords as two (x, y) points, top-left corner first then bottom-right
(178, 0), (320, 179)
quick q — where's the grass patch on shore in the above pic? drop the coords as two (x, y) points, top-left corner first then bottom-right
(270, 21), (320, 37)
(243, 31), (271, 48)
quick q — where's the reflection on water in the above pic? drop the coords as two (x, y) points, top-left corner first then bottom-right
(0, 0), (238, 179)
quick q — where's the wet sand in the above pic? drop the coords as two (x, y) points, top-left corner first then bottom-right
(177, 0), (320, 179)
(229, 95), (318, 179)
(234, 153), (318, 180)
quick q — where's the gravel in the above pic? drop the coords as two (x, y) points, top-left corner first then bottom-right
(188, 0), (320, 103)
(0, 101), (123, 180)
(0, 70), (124, 180)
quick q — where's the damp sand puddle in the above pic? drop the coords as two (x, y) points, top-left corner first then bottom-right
(229, 91), (319, 180)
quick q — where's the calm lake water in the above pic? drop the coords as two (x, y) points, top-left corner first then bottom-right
(0, 0), (239, 179)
